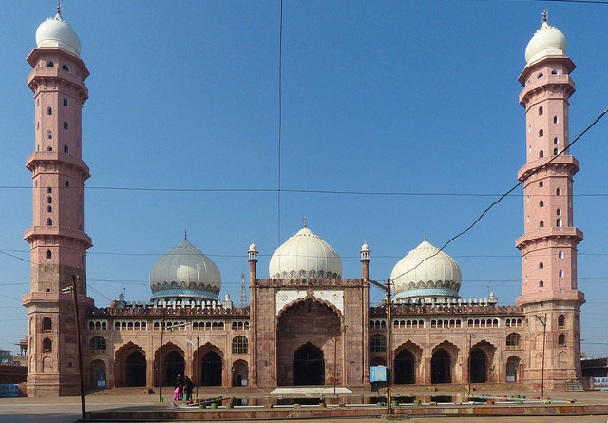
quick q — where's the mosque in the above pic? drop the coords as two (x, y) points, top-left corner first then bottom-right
(22, 7), (584, 396)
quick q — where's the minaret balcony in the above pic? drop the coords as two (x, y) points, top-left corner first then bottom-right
(26, 151), (90, 178)
(24, 225), (92, 248)
(28, 66), (87, 91)
(518, 155), (579, 182)
(519, 73), (575, 105)
(516, 226), (583, 249)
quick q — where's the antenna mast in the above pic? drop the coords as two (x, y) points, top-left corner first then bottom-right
(239, 272), (247, 308)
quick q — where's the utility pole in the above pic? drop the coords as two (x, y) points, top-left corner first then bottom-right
(62, 276), (85, 420)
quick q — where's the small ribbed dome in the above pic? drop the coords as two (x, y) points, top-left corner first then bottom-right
(269, 226), (342, 279)
(524, 20), (567, 66)
(149, 239), (221, 300)
(390, 239), (462, 299)
(35, 9), (82, 57)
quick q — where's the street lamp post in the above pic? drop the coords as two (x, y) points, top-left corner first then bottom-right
(159, 318), (165, 402)
(535, 314), (547, 398)
(386, 279), (392, 415)
(467, 334), (472, 396)
(196, 336), (200, 399)
(62, 275), (85, 420)
(333, 335), (337, 397)
(368, 279), (392, 414)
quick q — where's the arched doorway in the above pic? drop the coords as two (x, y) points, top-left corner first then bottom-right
(394, 349), (415, 384)
(201, 351), (222, 386)
(232, 360), (249, 387)
(431, 349), (451, 384)
(506, 356), (521, 382)
(89, 359), (106, 389)
(125, 351), (146, 386)
(469, 349), (487, 383)
(164, 351), (184, 387)
(294, 342), (324, 386)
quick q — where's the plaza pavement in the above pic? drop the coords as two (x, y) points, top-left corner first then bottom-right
(0, 389), (607, 423)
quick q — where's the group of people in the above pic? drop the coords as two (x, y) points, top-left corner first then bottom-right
(173, 375), (194, 401)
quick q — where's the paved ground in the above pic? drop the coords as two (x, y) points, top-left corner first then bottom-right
(0, 390), (607, 423)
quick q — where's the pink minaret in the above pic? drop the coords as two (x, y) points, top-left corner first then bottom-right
(516, 13), (584, 390)
(22, 7), (93, 396)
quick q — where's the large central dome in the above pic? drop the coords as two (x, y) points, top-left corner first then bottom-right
(390, 239), (462, 299)
(149, 238), (221, 301)
(269, 225), (342, 279)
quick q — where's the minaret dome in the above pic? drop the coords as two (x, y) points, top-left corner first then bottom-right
(35, 6), (82, 57)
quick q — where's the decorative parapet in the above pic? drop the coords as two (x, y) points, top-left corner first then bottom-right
(370, 304), (524, 318)
(255, 278), (364, 288)
(88, 305), (250, 318)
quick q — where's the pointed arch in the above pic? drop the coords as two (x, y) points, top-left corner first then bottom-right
(394, 341), (422, 385)
(194, 342), (224, 387)
(115, 342), (146, 387)
(154, 341), (185, 387)
(277, 296), (344, 322)
(276, 298), (341, 386)
(431, 340), (459, 384)
(232, 359), (249, 387)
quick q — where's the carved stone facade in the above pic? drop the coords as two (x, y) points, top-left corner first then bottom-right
(23, 11), (583, 396)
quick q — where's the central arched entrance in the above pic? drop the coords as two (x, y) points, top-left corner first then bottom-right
(276, 298), (341, 386)
(469, 349), (487, 383)
(431, 349), (451, 384)
(394, 349), (415, 384)
(294, 342), (325, 386)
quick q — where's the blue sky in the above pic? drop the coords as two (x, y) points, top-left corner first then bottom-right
(1, 0), (608, 357)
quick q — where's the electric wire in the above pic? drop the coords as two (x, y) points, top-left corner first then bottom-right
(387, 107), (608, 285)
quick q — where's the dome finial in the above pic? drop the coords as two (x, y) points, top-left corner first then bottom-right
(184, 229), (187, 241)
(56, 2), (63, 20)
(303, 216), (307, 228)
(542, 9), (548, 24)
(423, 233), (427, 241)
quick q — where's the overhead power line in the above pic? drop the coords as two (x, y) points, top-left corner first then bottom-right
(388, 107), (608, 283)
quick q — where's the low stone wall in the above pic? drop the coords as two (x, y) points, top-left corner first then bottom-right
(87, 402), (608, 421)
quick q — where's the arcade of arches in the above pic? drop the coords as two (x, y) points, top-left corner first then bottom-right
(386, 340), (505, 385)
(111, 341), (247, 388)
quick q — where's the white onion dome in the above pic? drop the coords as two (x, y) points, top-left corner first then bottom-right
(249, 241), (257, 253)
(361, 241), (370, 253)
(269, 226), (342, 279)
(390, 239), (462, 299)
(524, 20), (567, 66)
(149, 239), (221, 300)
(35, 9), (82, 57)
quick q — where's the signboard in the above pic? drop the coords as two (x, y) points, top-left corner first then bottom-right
(370, 365), (387, 382)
